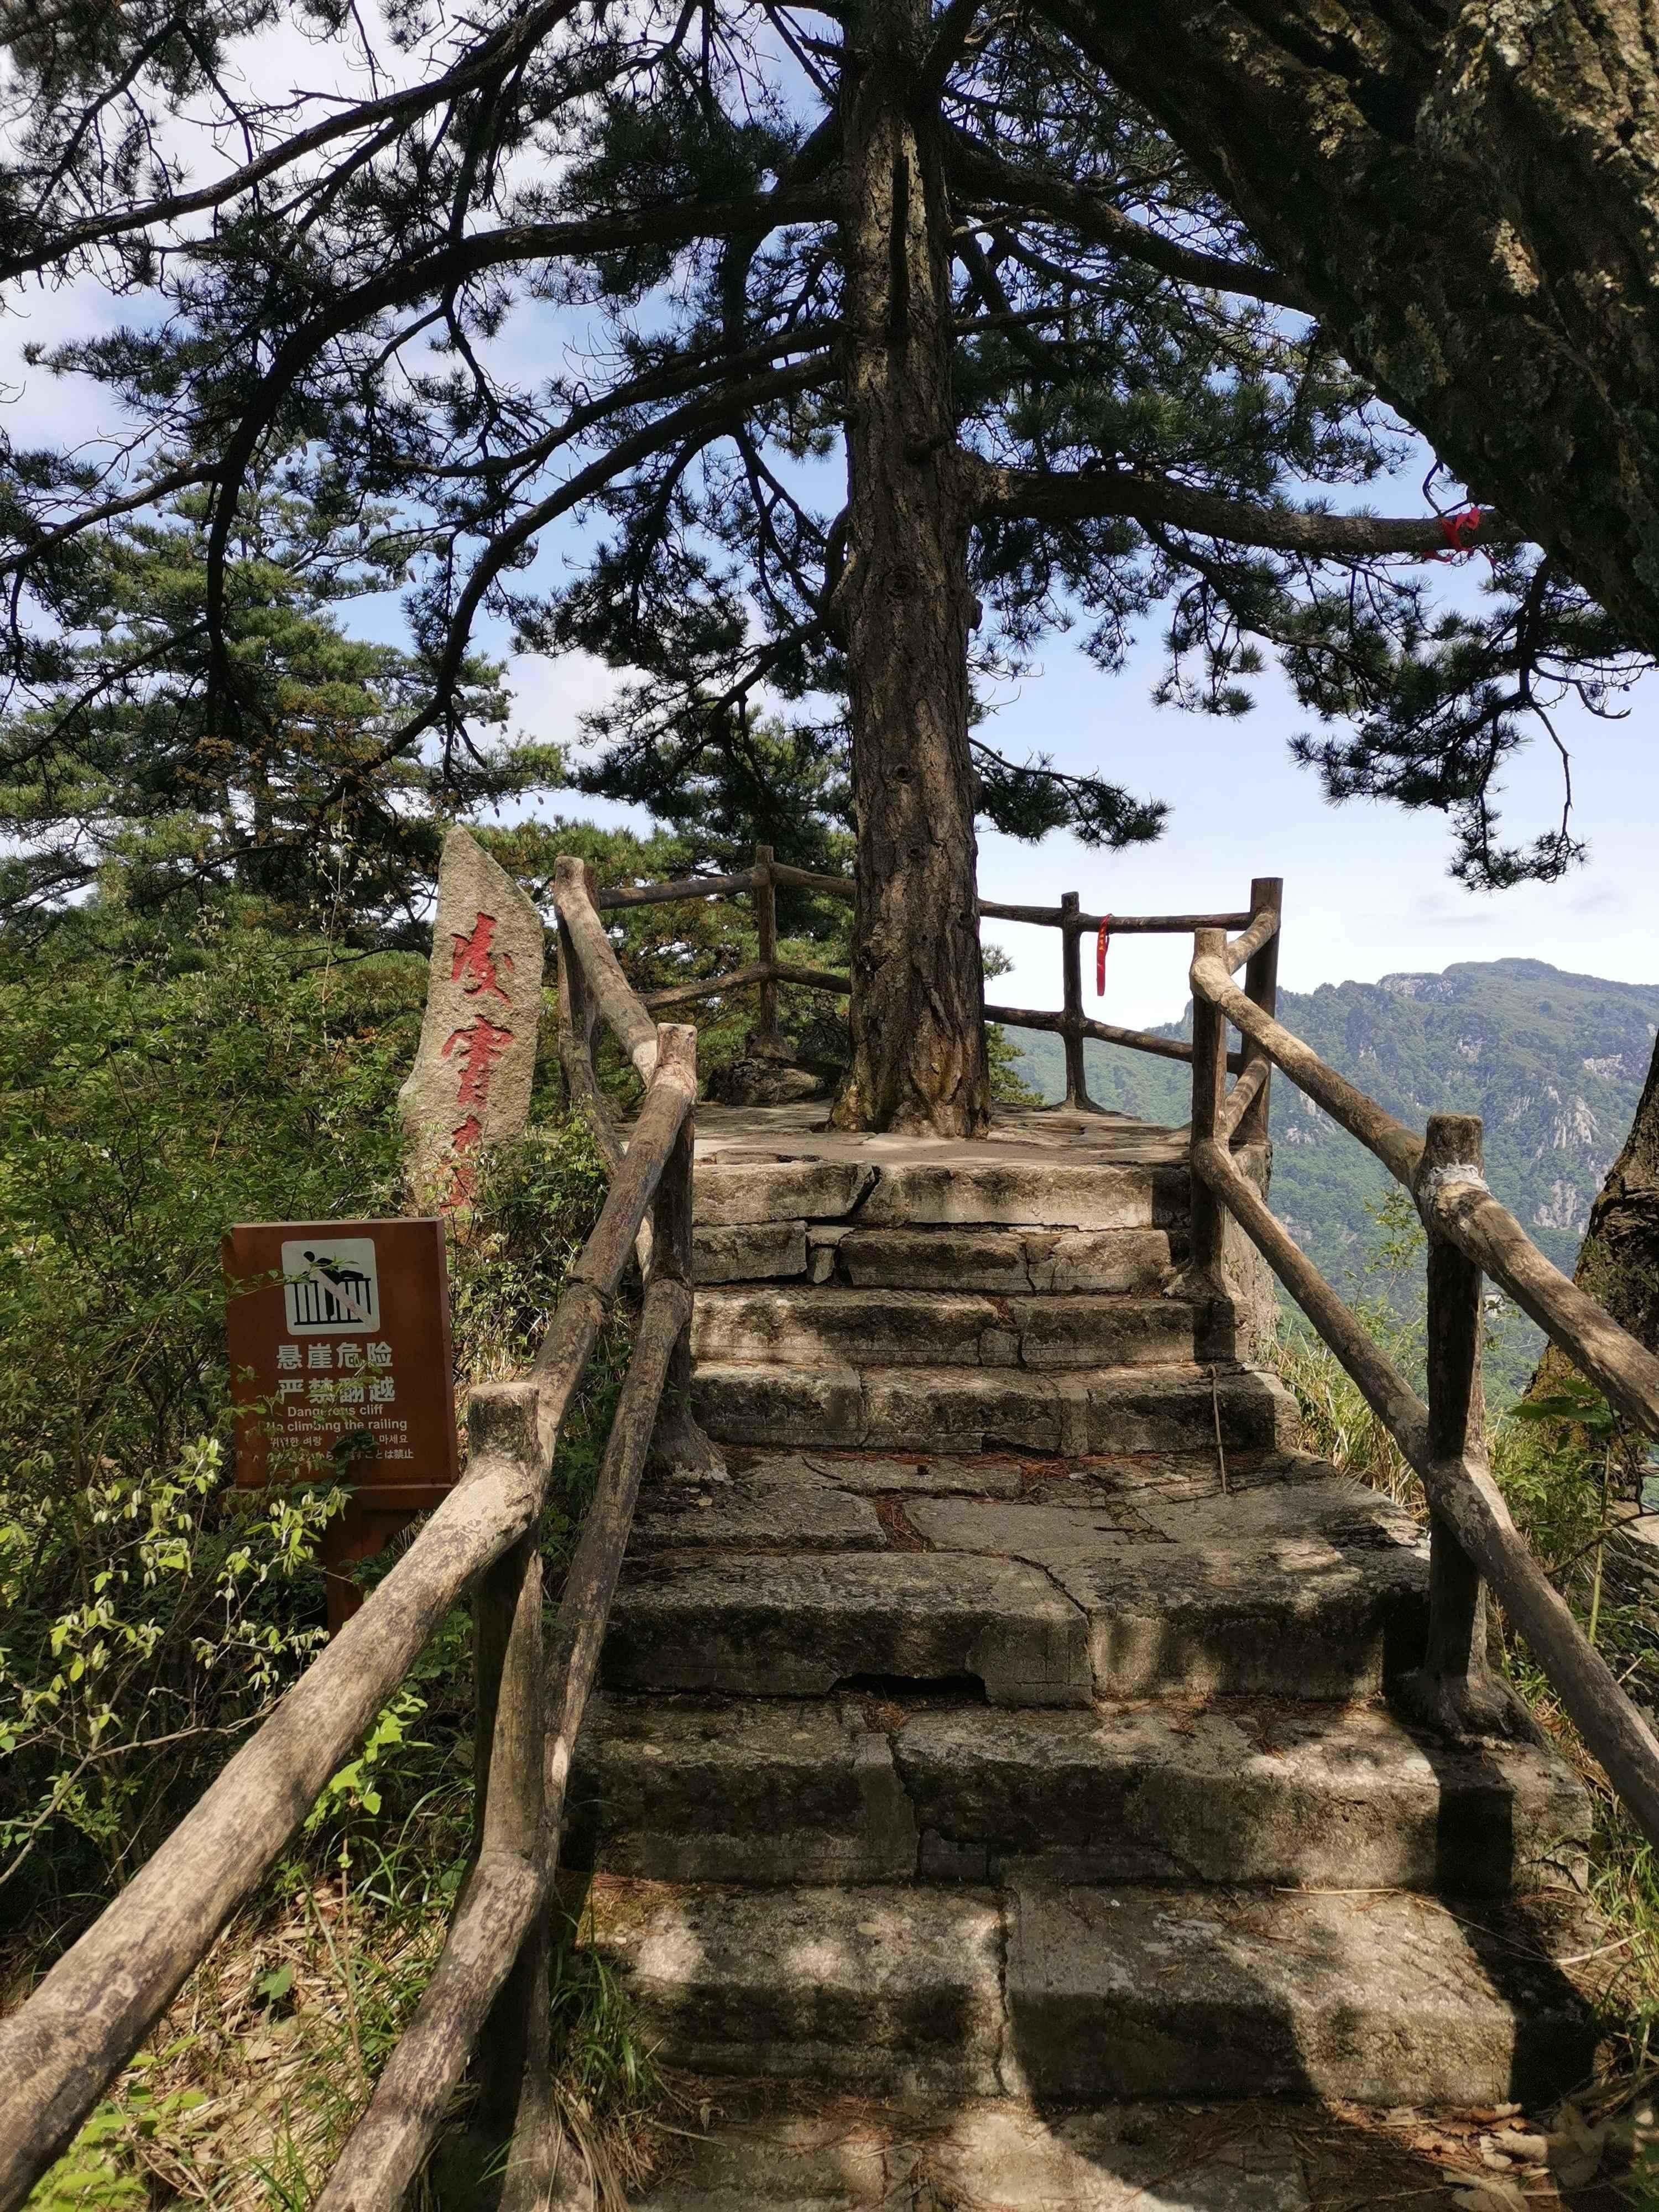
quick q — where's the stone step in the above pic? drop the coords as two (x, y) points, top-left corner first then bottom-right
(579, 1875), (1600, 2107)
(692, 1153), (1187, 1232)
(603, 1475), (1430, 1703)
(628, 2100), (1311, 2210)
(691, 1287), (1231, 1370)
(692, 1222), (1176, 1292)
(691, 1359), (1297, 1457)
(568, 1693), (1588, 1896)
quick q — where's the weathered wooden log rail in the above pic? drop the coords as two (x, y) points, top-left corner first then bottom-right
(587, 843), (1263, 1099)
(1188, 910), (1659, 1849)
(0, 866), (701, 2212)
(12, 848), (1659, 2208)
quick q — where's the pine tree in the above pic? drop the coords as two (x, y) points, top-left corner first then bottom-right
(0, 466), (528, 941)
(0, 0), (1648, 1126)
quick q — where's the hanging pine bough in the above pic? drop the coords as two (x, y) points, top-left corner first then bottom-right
(2, 0), (1650, 1131)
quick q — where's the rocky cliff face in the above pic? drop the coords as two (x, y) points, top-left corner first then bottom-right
(1009, 956), (1659, 1309)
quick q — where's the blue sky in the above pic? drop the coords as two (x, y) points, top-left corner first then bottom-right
(7, 15), (1655, 1032)
(507, 606), (1657, 1027)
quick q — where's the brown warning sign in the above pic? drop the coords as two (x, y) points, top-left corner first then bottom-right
(222, 1218), (460, 1512)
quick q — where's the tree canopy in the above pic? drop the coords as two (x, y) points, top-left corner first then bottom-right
(3, 0), (1652, 1124)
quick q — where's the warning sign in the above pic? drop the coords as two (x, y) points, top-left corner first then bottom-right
(222, 1218), (460, 1512)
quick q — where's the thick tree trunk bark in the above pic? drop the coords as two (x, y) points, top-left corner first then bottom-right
(1050, 0), (1659, 655)
(831, 0), (989, 1136)
(1533, 1033), (1659, 1395)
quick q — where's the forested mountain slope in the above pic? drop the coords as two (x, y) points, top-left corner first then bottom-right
(1008, 958), (1659, 1299)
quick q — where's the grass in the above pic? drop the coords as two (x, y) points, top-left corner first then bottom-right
(8, 1112), (673, 2210)
(1267, 1312), (1659, 2198)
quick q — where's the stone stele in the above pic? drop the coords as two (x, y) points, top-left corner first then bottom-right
(399, 827), (545, 1209)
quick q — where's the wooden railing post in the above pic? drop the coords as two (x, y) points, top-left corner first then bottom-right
(1237, 876), (1281, 1149)
(472, 1525), (550, 2155)
(646, 1024), (724, 1478)
(1057, 893), (1099, 1113)
(753, 844), (781, 1057)
(1188, 928), (1229, 1281)
(1401, 1113), (1535, 1740)
(556, 859), (622, 1168)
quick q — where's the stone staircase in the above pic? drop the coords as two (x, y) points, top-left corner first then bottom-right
(566, 1107), (1603, 2209)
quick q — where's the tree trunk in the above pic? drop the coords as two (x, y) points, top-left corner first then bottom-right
(831, 0), (989, 1136)
(1050, 0), (1659, 656)
(1533, 1033), (1659, 1395)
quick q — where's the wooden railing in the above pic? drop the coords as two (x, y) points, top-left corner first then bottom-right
(585, 844), (1269, 1102)
(1187, 909), (1659, 1850)
(0, 867), (701, 2212)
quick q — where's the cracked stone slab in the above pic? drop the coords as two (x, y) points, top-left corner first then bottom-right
(1010, 1293), (1223, 1368)
(582, 1877), (1006, 2098)
(603, 1551), (1093, 1704)
(804, 1453), (1029, 1498)
(691, 1287), (1005, 1368)
(692, 1360), (862, 1445)
(691, 1287), (1212, 1370)
(856, 1159), (1185, 1230)
(890, 1701), (1589, 1893)
(632, 2102), (1309, 2210)
(1055, 1530), (1428, 1699)
(568, 1696), (917, 1883)
(633, 1459), (887, 1552)
(1003, 1883), (1603, 2108)
(693, 1222), (808, 1284)
(693, 1159), (877, 1227)
(894, 1483), (1428, 1698)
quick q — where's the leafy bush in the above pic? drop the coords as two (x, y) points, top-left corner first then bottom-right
(0, 904), (419, 1916)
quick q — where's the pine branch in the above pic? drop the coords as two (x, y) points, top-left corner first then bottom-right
(946, 128), (1312, 312)
(964, 453), (1521, 557)
(0, 0), (589, 282)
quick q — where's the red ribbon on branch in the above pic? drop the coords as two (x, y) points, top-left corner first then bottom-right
(1434, 505), (1484, 559)
(1096, 915), (1112, 995)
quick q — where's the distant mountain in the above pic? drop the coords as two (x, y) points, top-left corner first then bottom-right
(1006, 958), (1659, 1397)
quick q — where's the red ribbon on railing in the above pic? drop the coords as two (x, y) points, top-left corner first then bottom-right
(1096, 915), (1112, 995)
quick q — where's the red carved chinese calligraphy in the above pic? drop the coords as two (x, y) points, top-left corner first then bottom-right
(450, 911), (513, 1004)
(442, 1015), (515, 1112)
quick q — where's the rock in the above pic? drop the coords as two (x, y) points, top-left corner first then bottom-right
(630, 2101), (1313, 2210)
(803, 1453), (1029, 1498)
(1002, 1884), (1601, 2107)
(707, 1057), (830, 1108)
(891, 1702), (1588, 1892)
(603, 1550), (1093, 1705)
(857, 1159), (1183, 1230)
(693, 1222), (809, 1284)
(836, 1227), (1041, 1291)
(581, 1877), (1006, 2097)
(568, 1696), (917, 1882)
(693, 1159), (877, 1227)
(398, 827), (544, 1211)
(632, 1458), (885, 1551)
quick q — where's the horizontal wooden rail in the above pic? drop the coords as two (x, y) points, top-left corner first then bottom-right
(1192, 1134), (1659, 1848)
(984, 1003), (1246, 1074)
(979, 899), (1253, 933)
(594, 868), (760, 910)
(0, 1034), (698, 2212)
(1191, 947), (1659, 1437)
(643, 958), (850, 1011)
(770, 861), (857, 900)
